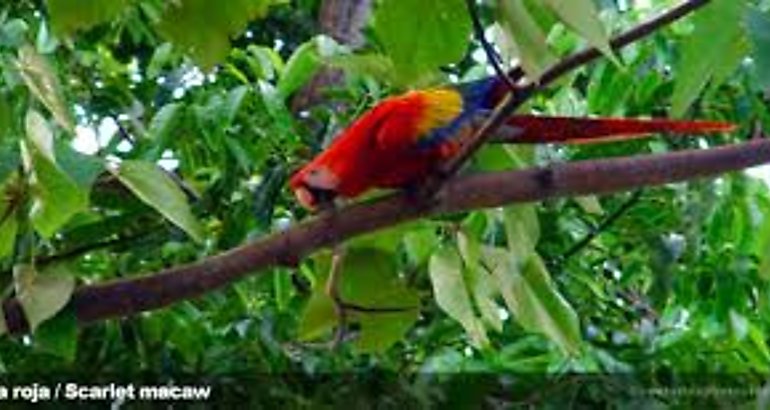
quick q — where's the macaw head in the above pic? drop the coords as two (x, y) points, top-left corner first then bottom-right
(289, 164), (340, 210)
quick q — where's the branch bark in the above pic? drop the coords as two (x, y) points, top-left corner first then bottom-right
(291, 0), (371, 112)
(3, 138), (770, 335)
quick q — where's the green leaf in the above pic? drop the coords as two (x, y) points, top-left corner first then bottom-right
(542, 0), (617, 65)
(404, 228), (439, 266)
(0, 19), (29, 48)
(484, 248), (581, 355)
(298, 248), (419, 353)
(746, 7), (770, 91)
(23, 112), (88, 238)
(46, 0), (130, 35)
(14, 264), (76, 331)
(156, 0), (275, 69)
(54, 139), (105, 189)
(112, 160), (203, 242)
(0, 183), (18, 259)
(517, 255), (581, 355)
(373, 0), (472, 85)
(671, 0), (747, 117)
(221, 86), (249, 128)
(498, 0), (557, 80)
(326, 53), (396, 83)
(277, 39), (321, 100)
(147, 103), (183, 142)
(458, 231), (503, 332)
(574, 196), (604, 216)
(34, 307), (78, 362)
(428, 246), (489, 348)
(503, 204), (540, 260)
(16, 45), (74, 133)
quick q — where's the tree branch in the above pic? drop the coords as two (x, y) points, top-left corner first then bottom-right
(3, 138), (770, 335)
(440, 0), (711, 180)
(0, 0), (717, 335)
(560, 190), (644, 263)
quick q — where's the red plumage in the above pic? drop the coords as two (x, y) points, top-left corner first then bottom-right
(289, 78), (735, 210)
(290, 91), (461, 209)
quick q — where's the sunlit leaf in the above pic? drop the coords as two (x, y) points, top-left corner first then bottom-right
(326, 53), (396, 83)
(23, 112), (88, 238)
(404, 227), (439, 266)
(16, 45), (74, 133)
(298, 248), (420, 353)
(498, 0), (556, 80)
(0, 182), (18, 259)
(113, 160), (204, 242)
(484, 248), (581, 355)
(156, 0), (276, 69)
(671, 0), (747, 116)
(746, 6), (770, 91)
(14, 264), (76, 331)
(457, 231), (503, 332)
(147, 103), (183, 142)
(574, 196), (604, 216)
(429, 246), (489, 348)
(277, 39), (321, 100)
(542, 0), (617, 64)
(46, 0), (130, 35)
(373, 0), (471, 85)
(0, 19), (29, 48)
(503, 204), (540, 260)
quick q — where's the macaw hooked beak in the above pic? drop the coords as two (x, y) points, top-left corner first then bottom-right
(293, 185), (318, 211)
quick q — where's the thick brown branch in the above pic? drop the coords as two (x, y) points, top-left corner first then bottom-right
(3, 138), (769, 335)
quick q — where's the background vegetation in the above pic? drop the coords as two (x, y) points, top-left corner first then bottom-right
(0, 0), (769, 406)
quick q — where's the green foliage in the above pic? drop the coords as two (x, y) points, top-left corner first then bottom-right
(0, 0), (768, 406)
(23, 111), (88, 238)
(46, 0), (131, 36)
(13, 264), (75, 332)
(112, 160), (203, 242)
(746, 6), (770, 91)
(299, 248), (420, 353)
(498, 0), (556, 79)
(671, 0), (748, 116)
(429, 245), (490, 348)
(541, 0), (617, 65)
(373, 0), (472, 85)
(16, 45), (74, 132)
(156, 0), (278, 69)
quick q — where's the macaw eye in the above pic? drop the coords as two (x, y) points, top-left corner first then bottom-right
(303, 166), (339, 190)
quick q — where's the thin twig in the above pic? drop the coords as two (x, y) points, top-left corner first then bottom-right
(561, 190), (644, 262)
(439, 0), (712, 183)
(465, 0), (518, 93)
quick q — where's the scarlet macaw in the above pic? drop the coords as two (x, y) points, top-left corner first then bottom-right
(290, 77), (734, 210)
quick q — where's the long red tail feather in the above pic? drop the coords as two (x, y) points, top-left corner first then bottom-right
(495, 115), (736, 144)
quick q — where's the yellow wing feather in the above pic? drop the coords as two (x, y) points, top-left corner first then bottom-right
(413, 89), (464, 137)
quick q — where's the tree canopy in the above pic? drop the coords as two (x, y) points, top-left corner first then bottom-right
(1, 0), (770, 406)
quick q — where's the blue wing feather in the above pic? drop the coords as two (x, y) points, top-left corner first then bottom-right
(417, 77), (500, 149)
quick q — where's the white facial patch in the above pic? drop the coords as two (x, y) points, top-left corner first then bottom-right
(303, 166), (340, 190)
